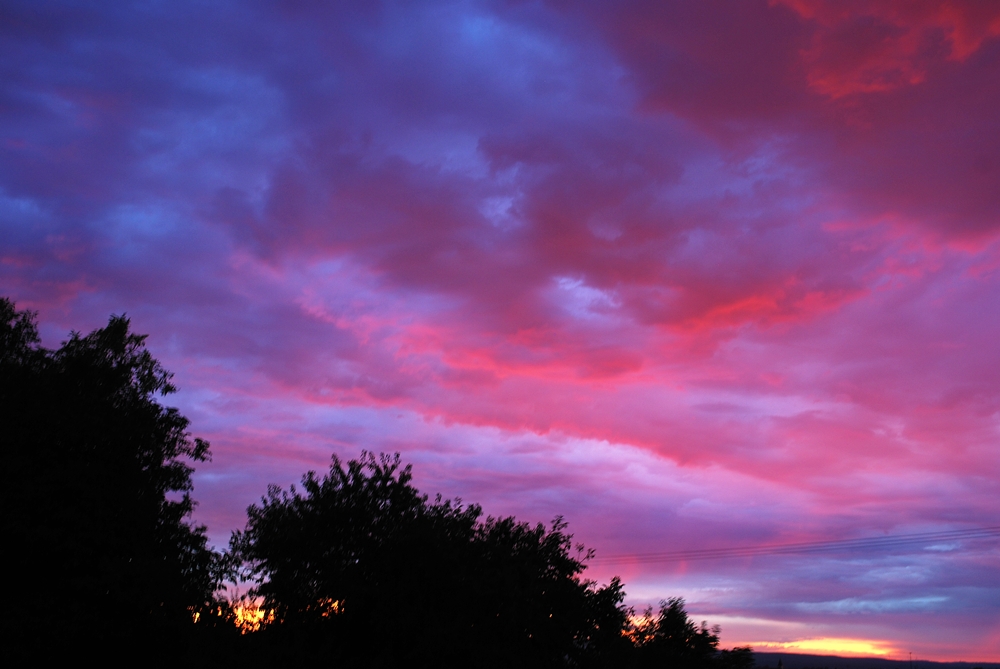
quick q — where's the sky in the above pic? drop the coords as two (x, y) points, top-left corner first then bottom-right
(2, 0), (1000, 660)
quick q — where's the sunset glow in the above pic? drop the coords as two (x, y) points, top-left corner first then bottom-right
(2, 0), (999, 660)
(752, 638), (900, 658)
(232, 600), (274, 634)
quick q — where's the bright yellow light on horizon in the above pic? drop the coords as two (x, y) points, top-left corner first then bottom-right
(233, 600), (274, 633)
(750, 637), (901, 657)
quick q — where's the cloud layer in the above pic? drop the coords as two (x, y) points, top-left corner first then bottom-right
(2, 0), (998, 659)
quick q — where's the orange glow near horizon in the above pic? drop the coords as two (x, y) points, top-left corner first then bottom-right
(233, 601), (274, 634)
(751, 637), (901, 658)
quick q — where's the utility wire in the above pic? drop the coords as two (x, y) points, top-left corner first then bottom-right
(590, 526), (1000, 564)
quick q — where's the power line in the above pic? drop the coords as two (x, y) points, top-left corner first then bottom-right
(589, 526), (1000, 564)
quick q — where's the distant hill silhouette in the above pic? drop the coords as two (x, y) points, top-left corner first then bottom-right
(755, 653), (998, 669)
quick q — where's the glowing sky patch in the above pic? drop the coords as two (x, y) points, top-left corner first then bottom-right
(753, 637), (900, 658)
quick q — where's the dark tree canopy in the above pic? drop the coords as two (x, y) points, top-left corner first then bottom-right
(232, 452), (633, 667)
(632, 598), (754, 669)
(1, 296), (752, 667)
(0, 298), (222, 656)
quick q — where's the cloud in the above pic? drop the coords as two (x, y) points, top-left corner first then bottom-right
(2, 0), (999, 659)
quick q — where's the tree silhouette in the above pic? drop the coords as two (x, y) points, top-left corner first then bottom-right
(633, 597), (754, 668)
(1, 298), (224, 658)
(232, 451), (632, 667)
(1, 296), (752, 666)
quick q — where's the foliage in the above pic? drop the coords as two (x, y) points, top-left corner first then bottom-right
(717, 645), (757, 669)
(0, 296), (753, 666)
(0, 298), (224, 656)
(231, 451), (633, 667)
(633, 597), (754, 669)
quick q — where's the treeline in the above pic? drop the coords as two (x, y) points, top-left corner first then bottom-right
(1, 298), (753, 668)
